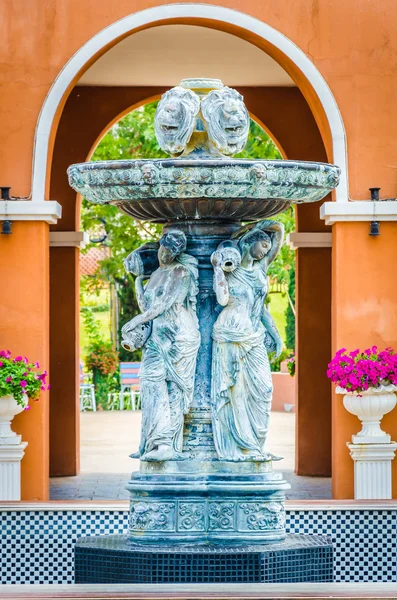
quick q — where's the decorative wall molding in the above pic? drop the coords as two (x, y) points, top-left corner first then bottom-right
(288, 232), (332, 249)
(32, 4), (348, 204)
(321, 201), (397, 225)
(0, 201), (62, 224)
(49, 231), (89, 248)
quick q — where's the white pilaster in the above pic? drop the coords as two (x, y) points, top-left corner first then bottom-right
(321, 200), (397, 225)
(0, 201), (62, 224)
(348, 442), (397, 500)
(0, 443), (28, 501)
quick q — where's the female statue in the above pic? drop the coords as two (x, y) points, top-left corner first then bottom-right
(211, 220), (284, 461)
(121, 230), (200, 461)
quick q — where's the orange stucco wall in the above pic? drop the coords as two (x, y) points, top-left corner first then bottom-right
(1, 0), (397, 499)
(332, 222), (397, 498)
(0, 223), (50, 500)
(3, 1), (397, 201)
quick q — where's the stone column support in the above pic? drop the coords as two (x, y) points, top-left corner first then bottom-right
(49, 234), (84, 477)
(292, 234), (332, 477)
(0, 443), (28, 500)
(348, 442), (397, 500)
(0, 202), (61, 500)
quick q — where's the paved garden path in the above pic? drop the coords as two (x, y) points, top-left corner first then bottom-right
(50, 411), (331, 500)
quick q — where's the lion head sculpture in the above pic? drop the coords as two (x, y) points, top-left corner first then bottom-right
(154, 87), (200, 156)
(201, 87), (249, 156)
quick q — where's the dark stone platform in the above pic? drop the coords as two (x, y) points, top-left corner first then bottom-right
(75, 534), (333, 584)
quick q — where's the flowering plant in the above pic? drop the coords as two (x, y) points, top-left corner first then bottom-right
(287, 352), (295, 377)
(327, 346), (397, 393)
(0, 350), (50, 408)
(85, 341), (118, 376)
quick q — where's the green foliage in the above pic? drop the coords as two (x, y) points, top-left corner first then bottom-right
(92, 367), (120, 409)
(85, 340), (118, 377)
(81, 307), (102, 343)
(285, 266), (296, 351)
(235, 119), (282, 160)
(269, 348), (290, 372)
(82, 307), (119, 408)
(117, 277), (142, 363)
(92, 103), (167, 162)
(267, 207), (295, 286)
(82, 308), (118, 376)
(287, 353), (296, 377)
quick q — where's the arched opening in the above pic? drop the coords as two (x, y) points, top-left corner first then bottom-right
(47, 17), (334, 499)
(33, 6), (347, 203)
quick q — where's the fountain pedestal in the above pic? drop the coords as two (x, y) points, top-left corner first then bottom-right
(69, 78), (340, 583)
(75, 534), (333, 584)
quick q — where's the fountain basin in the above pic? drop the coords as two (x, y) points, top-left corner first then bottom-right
(68, 158), (340, 222)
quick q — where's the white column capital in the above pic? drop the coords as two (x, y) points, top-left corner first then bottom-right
(0, 201), (62, 224)
(50, 231), (89, 248)
(288, 232), (332, 249)
(321, 201), (397, 225)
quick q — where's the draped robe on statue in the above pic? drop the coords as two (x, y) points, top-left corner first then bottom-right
(211, 264), (273, 460)
(139, 255), (200, 457)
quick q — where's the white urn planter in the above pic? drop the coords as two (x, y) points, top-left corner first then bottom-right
(337, 384), (397, 444)
(0, 394), (28, 501)
(337, 385), (397, 500)
(0, 393), (28, 444)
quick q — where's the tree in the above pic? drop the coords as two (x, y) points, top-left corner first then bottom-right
(285, 266), (296, 351)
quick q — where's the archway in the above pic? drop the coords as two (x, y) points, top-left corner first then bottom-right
(49, 49), (332, 490)
(32, 4), (347, 204)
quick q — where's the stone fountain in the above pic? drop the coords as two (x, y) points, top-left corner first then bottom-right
(68, 78), (339, 583)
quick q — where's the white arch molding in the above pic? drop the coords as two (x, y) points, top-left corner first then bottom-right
(32, 4), (348, 203)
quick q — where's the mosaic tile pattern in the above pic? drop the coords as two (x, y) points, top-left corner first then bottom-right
(75, 534), (333, 584)
(1, 508), (396, 584)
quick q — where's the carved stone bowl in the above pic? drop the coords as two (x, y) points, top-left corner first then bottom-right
(68, 158), (340, 223)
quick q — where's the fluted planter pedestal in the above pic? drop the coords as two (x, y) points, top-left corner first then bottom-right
(348, 442), (397, 500)
(337, 385), (397, 500)
(0, 394), (28, 501)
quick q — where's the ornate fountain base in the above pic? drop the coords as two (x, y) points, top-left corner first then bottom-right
(125, 461), (288, 544)
(74, 462), (333, 583)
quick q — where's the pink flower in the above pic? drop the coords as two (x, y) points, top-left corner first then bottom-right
(20, 380), (27, 388)
(24, 405), (31, 411)
(24, 357), (29, 364)
(5, 376), (12, 383)
(328, 346), (397, 392)
(14, 356), (23, 362)
(34, 362), (40, 368)
(41, 386), (46, 391)
(47, 384), (51, 390)
(0, 362), (2, 368)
